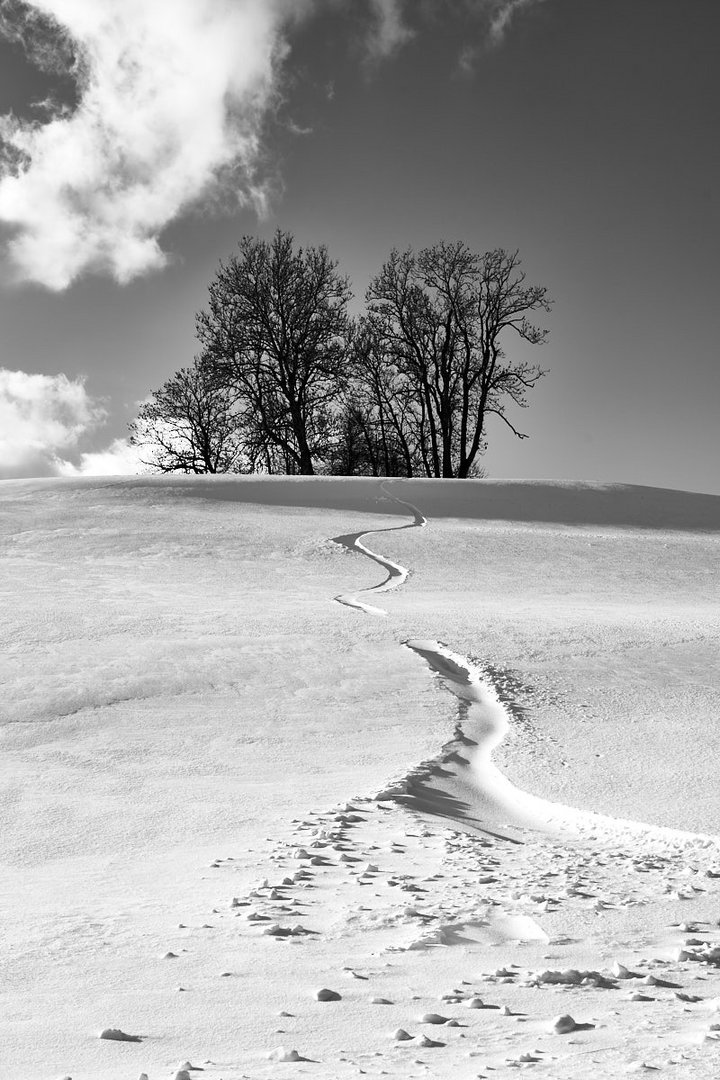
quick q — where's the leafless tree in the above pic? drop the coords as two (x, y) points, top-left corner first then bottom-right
(360, 242), (551, 478)
(197, 230), (352, 475)
(129, 358), (246, 474)
(136, 236), (550, 480)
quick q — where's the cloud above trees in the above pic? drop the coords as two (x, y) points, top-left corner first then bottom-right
(0, 0), (545, 290)
(0, 0), (281, 289)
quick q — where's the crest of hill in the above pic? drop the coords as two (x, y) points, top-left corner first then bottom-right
(3, 475), (720, 531)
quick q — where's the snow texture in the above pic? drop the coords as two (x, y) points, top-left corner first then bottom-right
(0, 474), (719, 1079)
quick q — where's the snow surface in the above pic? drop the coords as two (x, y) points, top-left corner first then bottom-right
(0, 475), (719, 1079)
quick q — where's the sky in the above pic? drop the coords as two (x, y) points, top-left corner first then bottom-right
(0, 0), (718, 492)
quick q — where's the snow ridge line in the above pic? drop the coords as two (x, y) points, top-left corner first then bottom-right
(329, 480), (426, 615)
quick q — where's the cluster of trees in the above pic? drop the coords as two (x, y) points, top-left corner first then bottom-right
(130, 231), (551, 479)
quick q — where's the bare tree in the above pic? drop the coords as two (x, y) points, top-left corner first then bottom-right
(129, 358), (246, 474)
(361, 242), (551, 478)
(134, 236), (549, 480)
(197, 230), (352, 475)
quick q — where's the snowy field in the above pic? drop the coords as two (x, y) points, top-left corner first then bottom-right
(1, 475), (719, 1080)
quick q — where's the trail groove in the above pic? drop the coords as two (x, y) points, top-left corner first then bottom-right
(329, 484), (720, 853)
(385, 639), (720, 853)
(330, 480), (426, 614)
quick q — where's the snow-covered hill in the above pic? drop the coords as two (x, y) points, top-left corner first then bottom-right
(1, 476), (718, 1079)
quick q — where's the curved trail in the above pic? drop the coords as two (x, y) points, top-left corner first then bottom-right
(388, 639), (720, 853)
(330, 480), (426, 615)
(330, 483), (720, 854)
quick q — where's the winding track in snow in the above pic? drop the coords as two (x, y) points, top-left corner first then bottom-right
(329, 480), (720, 853)
(391, 639), (720, 851)
(329, 480), (426, 614)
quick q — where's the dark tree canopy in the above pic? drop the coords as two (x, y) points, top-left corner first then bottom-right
(197, 230), (353, 475)
(341, 325), (426, 476)
(134, 233), (551, 480)
(357, 242), (551, 478)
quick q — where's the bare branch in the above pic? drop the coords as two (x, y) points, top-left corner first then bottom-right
(485, 408), (529, 439)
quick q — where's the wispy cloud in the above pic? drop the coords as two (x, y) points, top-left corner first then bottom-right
(457, 42), (481, 78)
(485, 0), (546, 45)
(365, 0), (414, 60)
(0, 0), (282, 289)
(0, 367), (106, 477)
(452, 0), (548, 75)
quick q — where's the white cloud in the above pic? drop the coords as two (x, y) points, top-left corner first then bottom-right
(0, 0), (283, 289)
(0, 0), (541, 291)
(57, 436), (146, 476)
(0, 367), (106, 477)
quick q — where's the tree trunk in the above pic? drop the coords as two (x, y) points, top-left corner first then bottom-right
(441, 422), (454, 477)
(298, 444), (315, 475)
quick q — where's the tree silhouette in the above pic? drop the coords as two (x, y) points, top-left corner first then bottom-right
(360, 242), (551, 478)
(129, 359), (245, 474)
(197, 230), (352, 475)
